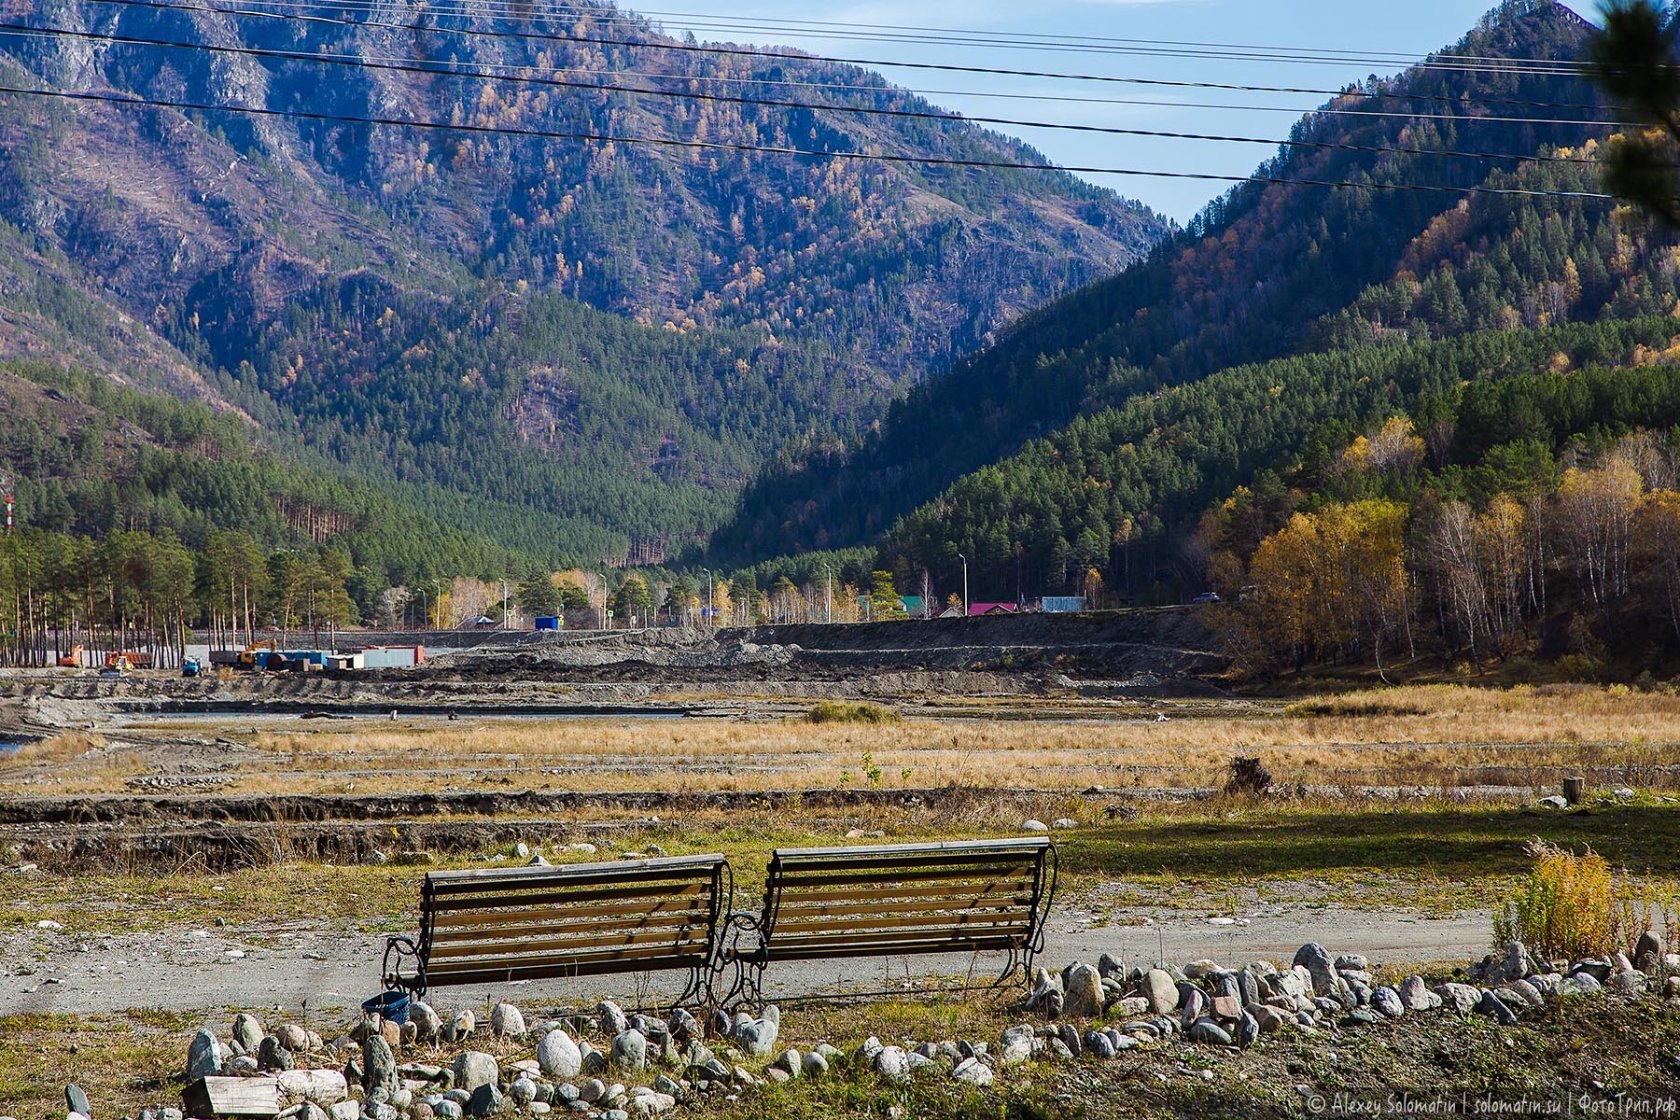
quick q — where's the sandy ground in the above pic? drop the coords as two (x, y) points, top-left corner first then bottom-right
(0, 904), (1493, 1017)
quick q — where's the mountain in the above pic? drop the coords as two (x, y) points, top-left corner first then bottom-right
(708, 0), (1632, 571)
(0, 0), (1167, 572)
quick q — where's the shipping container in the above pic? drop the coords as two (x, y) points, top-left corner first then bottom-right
(1041, 596), (1086, 613)
(362, 646), (425, 669)
(534, 616), (561, 630)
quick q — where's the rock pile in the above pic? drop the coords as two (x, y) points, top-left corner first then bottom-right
(26, 934), (1680, 1120)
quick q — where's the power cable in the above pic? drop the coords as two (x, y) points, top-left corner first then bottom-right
(84, 0), (1627, 101)
(0, 79), (1623, 203)
(0, 22), (1612, 163)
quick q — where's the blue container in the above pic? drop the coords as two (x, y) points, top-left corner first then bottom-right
(362, 989), (410, 1025)
(535, 616), (560, 630)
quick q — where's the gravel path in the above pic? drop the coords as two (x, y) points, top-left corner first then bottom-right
(0, 905), (1492, 1017)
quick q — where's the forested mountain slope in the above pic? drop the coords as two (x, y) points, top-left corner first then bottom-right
(0, 0), (1165, 564)
(710, 0), (1624, 566)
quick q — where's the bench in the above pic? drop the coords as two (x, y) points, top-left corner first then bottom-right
(383, 854), (730, 1005)
(717, 837), (1057, 1006)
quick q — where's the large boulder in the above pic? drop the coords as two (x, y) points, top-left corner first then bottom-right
(1063, 963), (1104, 1018)
(538, 1030), (583, 1080)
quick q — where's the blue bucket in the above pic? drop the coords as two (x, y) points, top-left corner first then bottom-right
(362, 989), (411, 1025)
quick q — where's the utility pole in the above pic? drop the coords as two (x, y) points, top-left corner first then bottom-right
(701, 568), (712, 628)
(502, 579), (510, 630)
(821, 562), (832, 624)
(957, 553), (969, 617)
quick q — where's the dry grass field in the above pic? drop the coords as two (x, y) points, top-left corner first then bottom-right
(6, 683), (1680, 798)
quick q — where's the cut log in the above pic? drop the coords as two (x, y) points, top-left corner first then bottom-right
(278, 1069), (348, 1106)
(182, 1075), (280, 1119)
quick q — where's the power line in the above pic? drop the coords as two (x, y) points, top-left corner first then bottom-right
(85, 0), (1625, 106)
(97, 0), (1614, 76)
(0, 80), (1621, 203)
(81, 0), (1626, 118)
(0, 22), (1611, 164)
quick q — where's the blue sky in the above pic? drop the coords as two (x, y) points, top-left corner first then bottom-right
(629, 0), (1594, 223)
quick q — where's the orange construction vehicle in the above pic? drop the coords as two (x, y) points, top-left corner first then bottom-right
(57, 645), (84, 668)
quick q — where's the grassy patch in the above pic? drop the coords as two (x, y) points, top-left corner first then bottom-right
(804, 702), (903, 725)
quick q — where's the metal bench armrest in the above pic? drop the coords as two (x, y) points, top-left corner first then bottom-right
(383, 935), (426, 997)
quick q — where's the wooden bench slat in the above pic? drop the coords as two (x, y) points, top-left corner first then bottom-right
(771, 838), (1050, 860)
(771, 850), (1044, 874)
(429, 881), (710, 912)
(757, 934), (1022, 962)
(429, 870), (716, 897)
(769, 865), (1035, 890)
(770, 912), (1032, 936)
(428, 934), (711, 970)
(426, 853), (725, 887)
(425, 949), (706, 985)
(432, 910), (707, 945)
(431, 894), (710, 931)
(771, 893), (1031, 919)
(770, 878), (1033, 905)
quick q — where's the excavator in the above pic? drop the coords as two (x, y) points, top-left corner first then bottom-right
(56, 645), (84, 668)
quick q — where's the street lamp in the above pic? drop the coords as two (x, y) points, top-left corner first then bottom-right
(957, 553), (969, 618)
(501, 579), (510, 630)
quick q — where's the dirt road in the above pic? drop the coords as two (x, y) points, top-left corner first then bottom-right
(0, 905), (1492, 1017)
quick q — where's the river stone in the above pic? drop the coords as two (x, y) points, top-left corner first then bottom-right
(1506, 979), (1544, 1009)
(1064, 963), (1104, 1018)
(1399, 976), (1440, 1011)
(490, 1002), (526, 1038)
(732, 1017), (778, 1058)
(1097, 953), (1125, 979)
(1499, 941), (1535, 984)
(1478, 990), (1519, 1025)
(597, 1001), (629, 1038)
(667, 1009), (700, 1042)
(465, 1084), (501, 1119)
(610, 1030), (648, 1071)
(66, 1085), (91, 1117)
(1210, 994), (1241, 1021)
(1334, 954), (1370, 972)
(875, 1046), (912, 1083)
(1235, 1011), (1260, 1049)
(233, 1014), (265, 1054)
(187, 1029), (224, 1080)
(451, 1053), (498, 1094)
(258, 1035), (294, 1073)
(1610, 970), (1648, 997)
(1188, 1018), (1232, 1046)
(507, 1079), (537, 1107)
(1436, 983), (1480, 1016)
(432, 1103), (463, 1120)
(1371, 987), (1404, 1018)
(1561, 972), (1603, 997)
(538, 1030), (583, 1080)
(277, 1024), (311, 1054)
(1178, 985), (1206, 1031)
(1142, 968), (1179, 1014)
(1249, 1004), (1288, 1033)
(1292, 944), (1336, 996)
(1022, 819), (1049, 832)
(952, 1056), (994, 1086)
(407, 1002), (441, 1043)
(1236, 969), (1261, 1008)
(362, 1036), (397, 1095)
(999, 1025), (1036, 1065)
(802, 1051), (829, 1078)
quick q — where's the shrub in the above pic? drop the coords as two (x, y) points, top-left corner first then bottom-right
(1494, 840), (1621, 962)
(1556, 654), (1603, 683)
(805, 702), (902, 725)
(1224, 756), (1273, 796)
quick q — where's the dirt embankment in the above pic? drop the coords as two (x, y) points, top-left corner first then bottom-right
(420, 608), (1226, 690)
(0, 787), (1046, 870)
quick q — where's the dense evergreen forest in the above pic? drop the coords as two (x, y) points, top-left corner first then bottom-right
(707, 1), (1627, 565)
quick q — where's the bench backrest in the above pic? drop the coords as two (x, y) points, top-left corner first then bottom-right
(755, 837), (1055, 962)
(419, 854), (728, 987)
